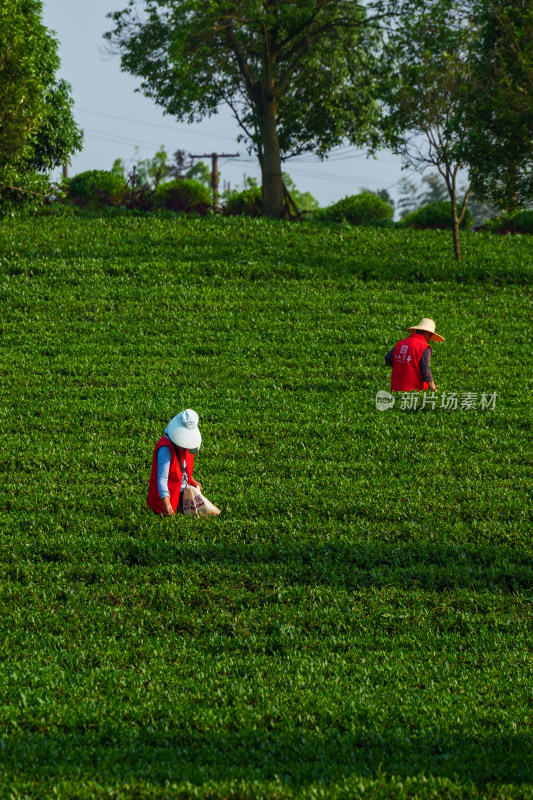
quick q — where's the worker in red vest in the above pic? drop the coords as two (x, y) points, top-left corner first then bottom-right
(385, 318), (445, 392)
(147, 409), (203, 516)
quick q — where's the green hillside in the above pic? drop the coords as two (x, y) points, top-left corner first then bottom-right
(0, 216), (531, 799)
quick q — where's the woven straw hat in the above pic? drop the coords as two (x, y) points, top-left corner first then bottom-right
(165, 409), (202, 450)
(407, 318), (445, 343)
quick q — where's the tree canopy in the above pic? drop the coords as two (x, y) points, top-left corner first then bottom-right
(383, 0), (533, 228)
(381, 0), (475, 260)
(462, 0), (533, 209)
(105, 0), (385, 217)
(0, 0), (81, 199)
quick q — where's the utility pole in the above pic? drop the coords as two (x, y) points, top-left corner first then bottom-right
(190, 152), (239, 211)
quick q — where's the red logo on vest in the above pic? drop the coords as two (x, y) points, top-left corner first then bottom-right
(391, 333), (430, 392)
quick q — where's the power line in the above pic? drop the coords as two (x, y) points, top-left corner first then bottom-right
(79, 110), (403, 194)
(75, 107), (238, 142)
(79, 107), (403, 173)
(77, 107), (401, 163)
(285, 166), (397, 186)
(83, 127), (175, 149)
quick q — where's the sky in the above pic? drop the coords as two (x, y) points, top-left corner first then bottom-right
(41, 0), (413, 208)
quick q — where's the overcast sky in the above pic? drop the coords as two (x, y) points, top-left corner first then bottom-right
(42, 0), (414, 208)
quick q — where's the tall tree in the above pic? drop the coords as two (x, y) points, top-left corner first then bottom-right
(461, 0), (533, 210)
(396, 174), (448, 219)
(382, 0), (474, 260)
(0, 0), (81, 192)
(396, 177), (419, 218)
(418, 173), (449, 205)
(105, 0), (385, 218)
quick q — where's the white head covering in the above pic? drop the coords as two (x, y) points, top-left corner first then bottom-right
(165, 409), (202, 450)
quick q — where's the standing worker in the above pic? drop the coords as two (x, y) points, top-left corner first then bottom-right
(147, 409), (203, 516)
(385, 318), (444, 392)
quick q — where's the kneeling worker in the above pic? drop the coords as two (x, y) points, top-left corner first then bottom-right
(385, 318), (444, 392)
(147, 409), (203, 516)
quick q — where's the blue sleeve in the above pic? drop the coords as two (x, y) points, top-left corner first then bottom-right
(157, 446), (171, 499)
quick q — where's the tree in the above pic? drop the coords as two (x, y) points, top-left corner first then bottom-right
(111, 158), (125, 179)
(0, 0), (81, 195)
(186, 160), (211, 188)
(396, 177), (419, 218)
(374, 188), (395, 209)
(461, 0), (533, 210)
(418, 173), (448, 206)
(105, 1), (385, 218)
(397, 173), (498, 225)
(467, 196), (501, 227)
(167, 149), (195, 180)
(134, 146), (171, 186)
(360, 186), (395, 210)
(282, 173), (319, 212)
(382, 0), (474, 260)
(112, 148), (211, 188)
(396, 175), (450, 219)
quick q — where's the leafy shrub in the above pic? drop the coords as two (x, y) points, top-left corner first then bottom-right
(403, 201), (472, 230)
(124, 180), (156, 212)
(319, 192), (394, 225)
(510, 209), (533, 233)
(476, 210), (533, 235)
(153, 178), (211, 215)
(223, 186), (263, 217)
(67, 170), (127, 209)
(475, 215), (515, 234)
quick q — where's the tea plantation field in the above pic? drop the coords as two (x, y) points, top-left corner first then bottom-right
(0, 216), (531, 799)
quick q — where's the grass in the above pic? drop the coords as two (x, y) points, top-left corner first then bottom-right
(0, 215), (531, 799)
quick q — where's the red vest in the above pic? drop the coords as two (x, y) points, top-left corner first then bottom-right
(391, 333), (431, 392)
(147, 435), (195, 514)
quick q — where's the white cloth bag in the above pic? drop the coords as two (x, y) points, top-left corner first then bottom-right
(182, 484), (221, 517)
